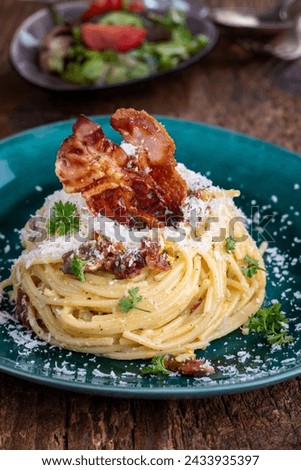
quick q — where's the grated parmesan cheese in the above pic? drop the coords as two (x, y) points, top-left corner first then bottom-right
(13, 163), (247, 267)
(176, 162), (212, 190)
(120, 141), (137, 156)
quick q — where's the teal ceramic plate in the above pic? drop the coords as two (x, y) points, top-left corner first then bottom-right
(0, 117), (300, 398)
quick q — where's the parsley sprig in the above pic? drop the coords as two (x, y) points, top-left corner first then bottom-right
(246, 302), (293, 346)
(70, 255), (88, 283)
(141, 355), (170, 375)
(47, 201), (80, 236)
(241, 255), (266, 278)
(118, 287), (151, 313)
(225, 235), (236, 253)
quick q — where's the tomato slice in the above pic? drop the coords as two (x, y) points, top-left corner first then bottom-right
(81, 0), (145, 22)
(81, 24), (147, 52)
(125, 1), (145, 12)
(81, 0), (122, 23)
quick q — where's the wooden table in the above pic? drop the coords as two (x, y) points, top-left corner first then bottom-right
(0, 0), (301, 450)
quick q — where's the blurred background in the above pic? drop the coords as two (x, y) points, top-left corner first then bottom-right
(0, 0), (300, 152)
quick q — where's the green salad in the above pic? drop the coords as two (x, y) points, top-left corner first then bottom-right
(39, 8), (209, 85)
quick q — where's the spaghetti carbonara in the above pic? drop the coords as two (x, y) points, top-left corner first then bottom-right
(1, 109), (266, 362)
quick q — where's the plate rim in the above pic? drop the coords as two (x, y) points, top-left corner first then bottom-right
(1, 115), (300, 161)
(1, 359), (301, 398)
(9, 0), (219, 92)
(0, 116), (300, 398)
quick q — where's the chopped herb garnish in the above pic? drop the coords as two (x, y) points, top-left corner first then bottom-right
(118, 287), (150, 313)
(70, 255), (88, 283)
(241, 255), (266, 278)
(141, 355), (170, 375)
(47, 201), (80, 236)
(225, 235), (236, 253)
(246, 302), (293, 346)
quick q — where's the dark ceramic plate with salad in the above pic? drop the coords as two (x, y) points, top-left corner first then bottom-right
(10, 0), (218, 91)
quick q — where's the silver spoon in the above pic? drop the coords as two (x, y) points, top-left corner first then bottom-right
(239, 15), (301, 60)
(209, 0), (300, 38)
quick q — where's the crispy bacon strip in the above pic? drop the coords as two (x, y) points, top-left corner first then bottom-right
(164, 354), (215, 376)
(111, 108), (188, 215)
(61, 237), (170, 279)
(55, 114), (128, 194)
(15, 288), (31, 329)
(55, 110), (188, 227)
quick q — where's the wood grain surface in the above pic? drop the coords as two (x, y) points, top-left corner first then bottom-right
(0, 0), (301, 450)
